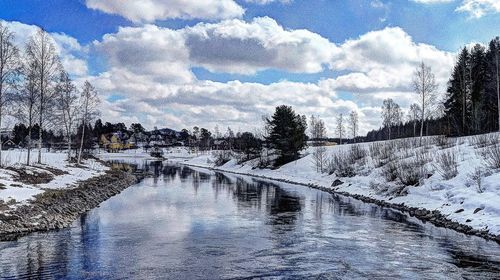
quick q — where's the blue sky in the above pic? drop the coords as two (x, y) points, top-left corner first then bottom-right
(0, 0), (499, 134)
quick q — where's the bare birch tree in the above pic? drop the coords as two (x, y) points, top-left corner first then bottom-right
(348, 110), (359, 142)
(55, 70), (79, 160)
(381, 98), (400, 140)
(310, 115), (327, 172)
(78, 81), (99, 164)
(336, 113), (345, 145)
(0, 23), (20, 167)
(413, 62), (438, 143)
(408, 103), (421, 137)
(25, 28), (61, 164)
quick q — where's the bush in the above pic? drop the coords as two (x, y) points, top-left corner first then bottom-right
(381, 160), (398, 181)
(350, 144), (367, 161)
(328, 152), (355, 177)
(471, 134), (496, 148)
(434, 150), (458, 180)
(468, 167), (484, 193)
(482, 144), (500, 169)
(213, 150), (233, 166)
(396, 158), (426, 186)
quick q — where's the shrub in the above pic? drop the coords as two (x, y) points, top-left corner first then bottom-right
(381, 160), (398, 182)
(468, 167), (484, 193)
(434, 150), (458, 180)
(328, 152), (356, 177)
(213, 150), (233, 166)
(482, 144), (500, 169)
(471, 134), (496, 148)
(396, 158), (426, 186)
(350, 144), (367, 161)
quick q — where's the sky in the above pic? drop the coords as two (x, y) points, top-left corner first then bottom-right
(0, 0), (499, 136)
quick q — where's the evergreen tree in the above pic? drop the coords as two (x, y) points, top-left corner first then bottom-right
(469, 44), (487, 133)
(445, 48), (470, 135)
(266, 105), (307, 166)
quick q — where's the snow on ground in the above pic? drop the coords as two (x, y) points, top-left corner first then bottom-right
(0, 149), (108, 206)
(169, 133), (500, 236)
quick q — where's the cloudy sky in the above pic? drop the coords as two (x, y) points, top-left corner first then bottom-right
(1, 0), (499, 136)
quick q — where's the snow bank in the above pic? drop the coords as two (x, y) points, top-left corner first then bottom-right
(0, 149), (108, 205)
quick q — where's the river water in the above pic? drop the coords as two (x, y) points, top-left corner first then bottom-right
(1, 161), (499, 279)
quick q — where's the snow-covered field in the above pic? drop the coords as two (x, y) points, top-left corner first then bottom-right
(168, 133), (500, 236)
(0, 149), (108, 206)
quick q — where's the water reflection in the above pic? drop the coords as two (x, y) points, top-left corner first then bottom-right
(1, 161), (499, 279)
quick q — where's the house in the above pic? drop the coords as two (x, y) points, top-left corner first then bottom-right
(1, 139), (16, 150)
(212, 140), (230, 150)
(100, 132), (135, 152)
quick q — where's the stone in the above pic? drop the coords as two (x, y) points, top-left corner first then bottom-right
(331, 179), (344, 187)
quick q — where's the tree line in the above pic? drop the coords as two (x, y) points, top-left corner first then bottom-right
(0, 23), (100, 166)
(367, 36), (499, 142)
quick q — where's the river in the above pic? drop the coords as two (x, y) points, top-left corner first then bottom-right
(1, 161), (499, 279)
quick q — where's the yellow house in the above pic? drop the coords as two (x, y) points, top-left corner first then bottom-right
(100, 133), (135, 152)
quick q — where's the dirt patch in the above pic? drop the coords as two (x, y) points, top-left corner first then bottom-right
(6, 167), (54, 185)
(35, 165), (68, 176)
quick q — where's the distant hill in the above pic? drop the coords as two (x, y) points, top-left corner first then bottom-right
(149, 127), (180, 138)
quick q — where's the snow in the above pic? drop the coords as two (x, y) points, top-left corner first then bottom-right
(168, 133), (500, 236)
(0, 149), (108, 205)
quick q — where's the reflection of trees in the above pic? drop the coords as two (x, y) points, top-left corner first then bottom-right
(162, 165), (179, 181)
(210, 172), (302, 227)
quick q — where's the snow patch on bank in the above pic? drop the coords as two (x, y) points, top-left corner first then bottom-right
(0, 150), (108, 204)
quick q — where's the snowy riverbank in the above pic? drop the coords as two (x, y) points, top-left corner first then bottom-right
(0, 150), (109, 206)
(0, 149), (145, 240)
(167, 134), (500, 241)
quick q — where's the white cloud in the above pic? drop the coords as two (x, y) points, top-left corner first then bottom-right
(330, 27), (454, 93)
(85, 0), (244, 22)
(94, 17), (339, 76)
(89, 20), (455, 135)
(95, 24), (194, 83)
(184, 17), (339, 74)
(456, 0), (500, 18)
(1, 20), (89, 77)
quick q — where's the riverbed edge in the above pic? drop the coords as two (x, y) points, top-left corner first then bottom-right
(179, 161), (500, 244)
(0, 169), (144, 241)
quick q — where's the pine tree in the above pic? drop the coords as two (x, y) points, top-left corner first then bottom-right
(266, 105), (307, 166)
(445, 48), (470, 136)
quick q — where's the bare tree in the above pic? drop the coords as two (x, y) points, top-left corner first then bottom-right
(408, 103), (421, 137)
(413, 62), (438, 143)
(336, 113), (345, 145)
(381, 98), (400, 140)
(310, 115), (327, 172)
(0, 23), (20, 166)
(25, 28), (61, 164)
(56, 71), (80, 160)
(348, 110), (359, 142)
(77, 81), (100, 164)
(14, 57), (39, 165)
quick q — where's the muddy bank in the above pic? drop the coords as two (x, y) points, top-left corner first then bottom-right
(0, 170), (143, 241)
(181, 162), (500, 244)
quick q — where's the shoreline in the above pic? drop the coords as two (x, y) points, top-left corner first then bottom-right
(0, 169), (143, 241)
(176, 160), (500, 244)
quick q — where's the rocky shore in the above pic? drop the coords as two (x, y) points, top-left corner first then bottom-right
(0, 169), (143, 241)
(182, 163), (500, 244)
